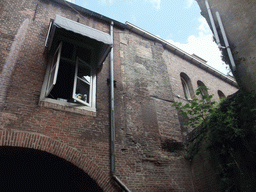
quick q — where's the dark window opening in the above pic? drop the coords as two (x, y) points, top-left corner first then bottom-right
(197, 80), (208, 97)
(218, 90), (226, 99)
(48, 59), (75, 101)
(61, 41), (74, 60)
(43, 15), (113, 112)
(46, 41), (93, 105)
(77, 46), (91, 63)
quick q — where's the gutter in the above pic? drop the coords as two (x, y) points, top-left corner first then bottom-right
(109, 21), (131, 192)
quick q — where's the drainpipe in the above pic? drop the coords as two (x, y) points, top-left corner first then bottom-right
(205, 0), (236, 72)
(109, 21), (131, 192)
(215, 12), (236, 71)
(205, 0), (222, 48)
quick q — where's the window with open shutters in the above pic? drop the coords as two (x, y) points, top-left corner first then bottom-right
(44, 41), (96, 109)
(40, 15), (112, 115)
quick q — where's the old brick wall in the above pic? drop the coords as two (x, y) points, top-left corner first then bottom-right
(0, 0), (239, 191)
(0, 0), (122, 191)
(0, 0), (195, 191)
(118, 31), (195, 191)
(190, 149), (218, 192)
(162, 42), (238, 191)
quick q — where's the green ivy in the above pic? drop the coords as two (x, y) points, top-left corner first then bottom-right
(173, 88), (256, 192)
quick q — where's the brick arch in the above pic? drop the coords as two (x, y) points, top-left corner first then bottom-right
(0, 129), (117, 192)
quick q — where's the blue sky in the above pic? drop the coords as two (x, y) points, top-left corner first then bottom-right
(67, 0), (229, 74)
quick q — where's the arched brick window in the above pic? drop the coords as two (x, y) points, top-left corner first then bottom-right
(180, 73), (194, 100)
(197, 80), (208, 97)
(218, 90), (226, 99)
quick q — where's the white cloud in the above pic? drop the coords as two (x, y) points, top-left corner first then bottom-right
(145, 0), (161, 10)
(186, 0), (194, 8)
(197, 16), (210, 33)
(98, 0), (114, 5)
(166, 17), (229, 74)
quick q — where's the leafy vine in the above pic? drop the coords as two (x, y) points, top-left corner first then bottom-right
(173, 87), (256, 191)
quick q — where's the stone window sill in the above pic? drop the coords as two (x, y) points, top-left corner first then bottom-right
(39, 98), (96, 117)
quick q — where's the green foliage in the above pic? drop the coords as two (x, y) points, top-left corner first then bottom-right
(173, 88), (256, 192)
(172, 86), (218, 160)
(172, 86), (217, 129)
(206, 89), (256, 191)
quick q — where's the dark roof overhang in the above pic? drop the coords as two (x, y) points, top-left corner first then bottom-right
(45, 15), (113, 68)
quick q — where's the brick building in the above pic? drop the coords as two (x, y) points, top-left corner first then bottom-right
(0, 0), (238, 191)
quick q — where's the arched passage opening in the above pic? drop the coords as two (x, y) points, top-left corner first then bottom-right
(0, 146), (103, 192)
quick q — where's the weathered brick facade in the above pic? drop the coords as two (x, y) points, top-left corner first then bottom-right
(0, 0), (238, 191)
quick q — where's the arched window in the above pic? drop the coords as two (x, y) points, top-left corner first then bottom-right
(218, 90), (226, 99)
(180, 73), (194, 100)
(197, 80), (208, 97)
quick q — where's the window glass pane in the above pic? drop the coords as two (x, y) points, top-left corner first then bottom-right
(53, 52), (58, 66)
(77, 63), (91, 83)
(181, 78), (191, 99)
(50, 50), (59, 78)
(48, 67), (55, 90)
(75, 78), (90, 103)
(73, 61), (92, 105)
(46, 42), (62, 96)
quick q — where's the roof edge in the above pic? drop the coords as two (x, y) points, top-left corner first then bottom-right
(125, 22), (238, 87)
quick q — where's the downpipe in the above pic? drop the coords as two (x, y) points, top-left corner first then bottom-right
(109, 21), (131, 192)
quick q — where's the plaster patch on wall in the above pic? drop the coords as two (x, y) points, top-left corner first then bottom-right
(136, 44), (153, 59)
(120, 32), (128, 45)
(120, 50), (124, 58)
